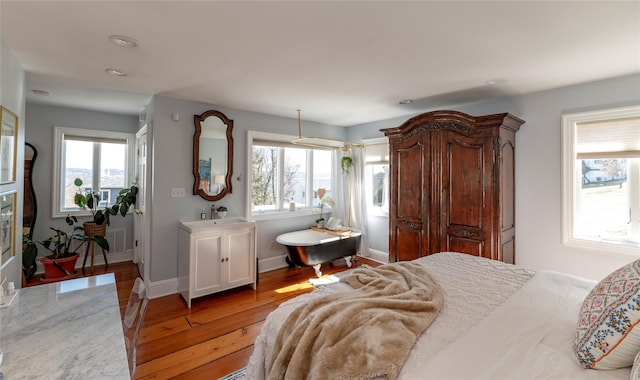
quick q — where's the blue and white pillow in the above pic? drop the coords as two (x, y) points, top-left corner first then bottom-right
(575, 259), (640, 369)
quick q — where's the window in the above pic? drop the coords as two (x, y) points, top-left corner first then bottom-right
(249, 131), (334, 217)
(562, 106), (640, 255)
(364, 139), (389, 216)
(53, 126), (136, 218)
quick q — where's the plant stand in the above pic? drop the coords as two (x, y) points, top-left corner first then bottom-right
(82, 222), (108, 273)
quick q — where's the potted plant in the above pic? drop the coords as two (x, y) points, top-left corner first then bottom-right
(38, 215), (109, 282)
(73, 178), (138, 226)
(317, 196), (334, 228)
(216, 206), (228, 218)
(73, 178), (138, 247)
(340, 156), (353, 174)
(22, 231), (38, 281)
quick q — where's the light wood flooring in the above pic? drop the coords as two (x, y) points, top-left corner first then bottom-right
(25, 257), (380, 379)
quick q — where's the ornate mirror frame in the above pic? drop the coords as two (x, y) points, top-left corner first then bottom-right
(24, 142), (38, 239)
(193, 110), (234, 201)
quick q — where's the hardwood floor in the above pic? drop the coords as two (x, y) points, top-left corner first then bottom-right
(25, 257), (380, 379)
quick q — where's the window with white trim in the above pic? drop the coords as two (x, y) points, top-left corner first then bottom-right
(562, 106), (640, 255)
(250, 131), (335, 216)
(53, 126), (136, 218)
(364, 139), (389, 216)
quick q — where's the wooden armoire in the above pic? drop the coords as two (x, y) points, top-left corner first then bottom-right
(381, 110), (524, 264)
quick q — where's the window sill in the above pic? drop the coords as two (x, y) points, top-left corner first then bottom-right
(564, 237), (640, 257)
(251, 209), (322, 222)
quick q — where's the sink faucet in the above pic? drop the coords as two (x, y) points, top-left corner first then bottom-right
(211, 204), (216, 219)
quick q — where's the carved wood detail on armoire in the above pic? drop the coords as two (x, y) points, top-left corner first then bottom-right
(381, 110), (525, 264)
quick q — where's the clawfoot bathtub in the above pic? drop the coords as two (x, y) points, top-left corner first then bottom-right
(276, 228), (362, 277)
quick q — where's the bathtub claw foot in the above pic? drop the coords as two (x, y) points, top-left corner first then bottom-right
(313, 264), (323, 277)
(344, 256), (353, 268)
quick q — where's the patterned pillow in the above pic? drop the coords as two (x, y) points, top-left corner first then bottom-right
(632, 351), (640, 380)
(575, 259), (640, 369)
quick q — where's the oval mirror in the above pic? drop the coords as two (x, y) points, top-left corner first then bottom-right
(193, 110), (233, 201)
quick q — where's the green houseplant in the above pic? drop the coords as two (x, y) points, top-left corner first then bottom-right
(73, 178), (139, 226)
(73, 178), (138, 261)
(216, 206), (228, 218)
(340, 156), (353, 174)
(39, 215), (109, 280)
(22, 231), (38, 281)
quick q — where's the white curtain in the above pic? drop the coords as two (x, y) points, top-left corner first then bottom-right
(334, 146), (370, 257)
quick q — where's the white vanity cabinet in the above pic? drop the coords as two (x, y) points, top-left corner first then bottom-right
(178, 218), (256, 308)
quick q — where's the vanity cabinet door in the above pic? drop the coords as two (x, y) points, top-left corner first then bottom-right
(224, 227), (256, 287)
(193, 232), (223, 295)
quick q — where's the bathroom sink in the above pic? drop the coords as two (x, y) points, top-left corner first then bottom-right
(179, 217), (255, 233)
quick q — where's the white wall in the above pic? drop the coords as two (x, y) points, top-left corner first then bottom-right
(0, 41), (25, 287)
(347, 73), (640, 281)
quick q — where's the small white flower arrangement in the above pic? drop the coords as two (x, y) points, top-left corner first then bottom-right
(319, 196), (335, 208)
(317, 196), (335, 226)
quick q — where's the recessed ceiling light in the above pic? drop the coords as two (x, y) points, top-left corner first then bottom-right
(486, 78), (507, 86)
(399, 99), (414, 105)
(105, 68), (127, 77)
(31, 89), (50, 96)
(109, 35), (138, 48)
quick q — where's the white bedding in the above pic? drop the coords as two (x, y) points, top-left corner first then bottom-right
(247, 252), (631, 379)
(417, 270), (630, 379)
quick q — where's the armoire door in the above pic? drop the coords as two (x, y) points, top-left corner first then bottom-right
(440, 130), (494, 259)
(390, 133), (429, 261)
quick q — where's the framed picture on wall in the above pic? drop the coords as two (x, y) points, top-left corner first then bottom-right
(0, 106), (18, 184)
(1, 191), (16, 267)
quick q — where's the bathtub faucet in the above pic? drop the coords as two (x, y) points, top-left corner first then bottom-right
(211, 204), (216, 219)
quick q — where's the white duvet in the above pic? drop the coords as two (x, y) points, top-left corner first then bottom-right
(416, 270), (630, 379)
(247, 253), (631, 379)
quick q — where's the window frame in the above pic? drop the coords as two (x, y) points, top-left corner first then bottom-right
(561, 105), (640, 256)
(363, 138), (390, 217)
(52, 126), (136, 219)
(247, 131), (336, 221)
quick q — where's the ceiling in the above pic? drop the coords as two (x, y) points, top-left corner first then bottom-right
(1, 1), (639, 127)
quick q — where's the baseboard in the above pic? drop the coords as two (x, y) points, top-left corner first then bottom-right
(367, 248), (389, 264)
(258, 254), (289, 273)
(80, 250), (134, 268)
(148, 277), (179, 300)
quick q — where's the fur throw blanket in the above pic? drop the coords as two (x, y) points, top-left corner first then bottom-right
(266, 262), (444, 380)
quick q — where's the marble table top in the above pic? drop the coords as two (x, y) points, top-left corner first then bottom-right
(0, 273), (130, 379)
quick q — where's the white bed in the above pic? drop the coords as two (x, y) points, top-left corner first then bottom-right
(247, 252), (633, 379)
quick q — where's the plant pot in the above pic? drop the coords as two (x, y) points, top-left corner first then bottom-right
(217, 211), (228, 218)
(41, 254), (79, 282)
(83, 222), (107, 238)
